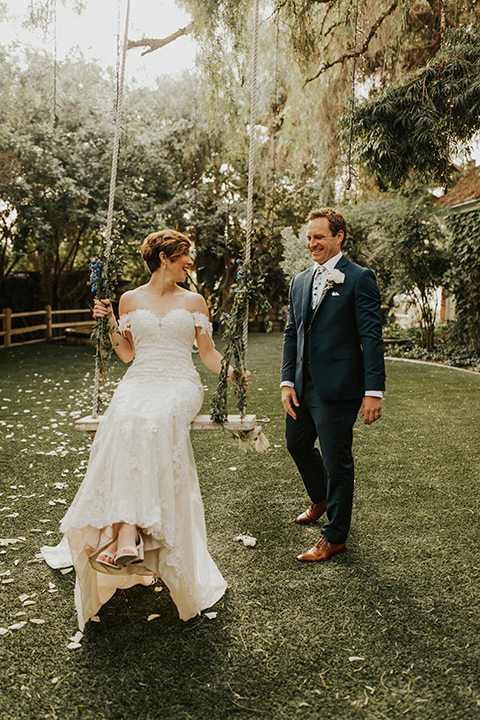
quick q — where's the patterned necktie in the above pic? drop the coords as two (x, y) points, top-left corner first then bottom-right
(311, 266), (326, 309)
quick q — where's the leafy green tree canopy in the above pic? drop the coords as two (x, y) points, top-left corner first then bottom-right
(349, 28), (480, 189)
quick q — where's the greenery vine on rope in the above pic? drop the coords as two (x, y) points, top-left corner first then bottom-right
(210, 250), (272, 424)
(89, 239), (124, 382)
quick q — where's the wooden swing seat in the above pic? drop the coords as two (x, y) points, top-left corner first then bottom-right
(75, 413), (257, 440)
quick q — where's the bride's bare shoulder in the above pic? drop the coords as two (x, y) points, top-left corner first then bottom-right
(118, 286), (148, 315)
(182, 289), (209, 316)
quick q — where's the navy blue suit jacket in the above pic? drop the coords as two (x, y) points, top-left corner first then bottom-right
(281, 256), (385, 400)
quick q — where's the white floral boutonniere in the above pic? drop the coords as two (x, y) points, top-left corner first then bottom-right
(325, 268), (345, 291)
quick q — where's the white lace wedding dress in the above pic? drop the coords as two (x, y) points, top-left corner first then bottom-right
(44, 308), (227, 630)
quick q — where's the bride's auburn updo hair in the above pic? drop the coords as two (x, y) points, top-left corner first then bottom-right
(141, 229), (191, 273)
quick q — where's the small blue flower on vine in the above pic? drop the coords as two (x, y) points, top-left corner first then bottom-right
(89, 257), (104, 294)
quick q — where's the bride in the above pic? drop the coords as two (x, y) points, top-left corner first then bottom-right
(55, 229), (248, 630)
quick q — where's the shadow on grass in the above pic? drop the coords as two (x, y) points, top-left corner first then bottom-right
(0, 338), (479, 719)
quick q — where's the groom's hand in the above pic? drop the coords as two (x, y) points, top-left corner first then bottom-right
(361, 396), (382, 425)
(282, 386), (300, 420)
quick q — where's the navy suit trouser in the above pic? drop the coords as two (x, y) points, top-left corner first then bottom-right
(286, 376), (362, 545)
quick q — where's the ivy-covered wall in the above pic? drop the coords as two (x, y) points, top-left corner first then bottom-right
(445, 208), (480, 347)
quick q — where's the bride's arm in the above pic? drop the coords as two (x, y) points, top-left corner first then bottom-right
(93, 295), (135, 363)
(192, 296), (250, 386)
(195, 327), (235, 380)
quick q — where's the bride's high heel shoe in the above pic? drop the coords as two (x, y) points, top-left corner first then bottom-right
(96, 550), (120, 569)
(114, 534), (144, 566)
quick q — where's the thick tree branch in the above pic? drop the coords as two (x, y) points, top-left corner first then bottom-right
(304, 0), (400, 85)
(127, 24), (193, 57)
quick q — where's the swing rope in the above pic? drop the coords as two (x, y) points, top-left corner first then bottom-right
(242, 0), (261, 366)
(52, 0), (59, 128)
(81, 0), (269, 451)
(92, 0), (131, 418)
(346, 0), (360, 191)
(206, 0), (270, 450)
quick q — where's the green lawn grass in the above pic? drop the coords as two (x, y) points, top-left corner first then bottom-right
(0, 337), (479, 720)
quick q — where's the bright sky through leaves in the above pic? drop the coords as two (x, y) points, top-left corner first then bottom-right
(1, 0), (197, 85)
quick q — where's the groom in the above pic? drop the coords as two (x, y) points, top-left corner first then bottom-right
(281, 208), (385, 562)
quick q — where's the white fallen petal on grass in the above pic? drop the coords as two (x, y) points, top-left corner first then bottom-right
(70, 631), (83, 643)
(22, 600), (35, 606)
(60, 567), (73, 575)
(30, 619), (45, 625)
(0, 628), (8, 635)
(66, 642), (82, 650)
(233, 534), (257, 547)
(18, 594), (30, 602)
(349, 656), (365, 662)
(51, 677), (59, 684)
(2, 578), (14, 584)
(0, 570), (11, 577)
(204, 612), (217, 619)
(154, 586), (163, 593)
(0, 539), (21, 546)
(8, 622), (27, 631)
(229, 467), (237, 471)
(147, 614), (160, 621)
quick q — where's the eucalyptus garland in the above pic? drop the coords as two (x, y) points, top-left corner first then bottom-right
(210, 255), (272, 424)
(89, 242), (124, 383)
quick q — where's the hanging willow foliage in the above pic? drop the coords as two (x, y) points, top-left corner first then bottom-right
(346, 27), (480, 188)
(210, 253), (272, 424)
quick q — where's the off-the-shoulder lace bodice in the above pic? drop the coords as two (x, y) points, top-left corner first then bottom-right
(117, 307), (212, 384)
(118, 306), (212, 340)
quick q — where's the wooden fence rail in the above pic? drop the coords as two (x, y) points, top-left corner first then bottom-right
(0, 306), (92, 348)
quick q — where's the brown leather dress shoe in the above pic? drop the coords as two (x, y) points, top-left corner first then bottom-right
(294, 500), (327, 524)
(296, 535), (346, 562)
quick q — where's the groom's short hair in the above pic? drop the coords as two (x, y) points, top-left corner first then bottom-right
(307, 208), (348, 245)
(141, 229), (191, 273)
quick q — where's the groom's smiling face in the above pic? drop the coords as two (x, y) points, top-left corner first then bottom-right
(306, 217), (344, 265)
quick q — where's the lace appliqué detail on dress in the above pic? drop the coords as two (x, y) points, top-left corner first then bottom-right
(118, 314), (131, 335)
(192, 311), (213, 339)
